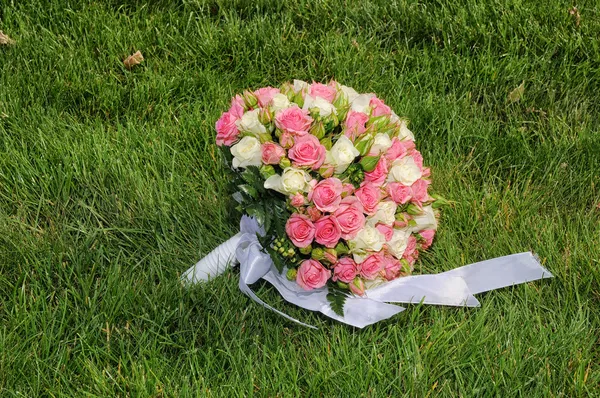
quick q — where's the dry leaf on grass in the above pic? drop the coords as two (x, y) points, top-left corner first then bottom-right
(0, 31), (16, 46)
(508, 81), (525, 103)
(123, 50), (144, 69)
(569, 7), (581, 27)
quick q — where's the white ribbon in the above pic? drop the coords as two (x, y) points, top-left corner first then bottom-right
(182, 217), (553, 328)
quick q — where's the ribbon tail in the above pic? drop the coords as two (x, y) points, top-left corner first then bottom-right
(181, 233), (242, 284)
(366, 274), (480, 307)
(438, 252), (553, 295)
(239, 279), (318, 329)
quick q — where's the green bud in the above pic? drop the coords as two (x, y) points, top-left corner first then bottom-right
(294, 91), (305, 108)
(334, 242), (349, 255)
(278, 247), (285, 254)
(310, 121), (325, 139)
(406, 204), (423, 216)
(311, 247), (325, 261)
(360, 155), (380, 172)
(336, 281), (349, 290)
(280, 82), (294, 98)
(243, 90), (258, 108)
(320, 136), (333, 150)
(257, 131), (273, 144)
(260, 165), (276, 179)
(354, 134), (374, 156)
(258, 107), (272, 124)
(318, 165), (334, 178)
(286, 268), (298, 281)
(299, 244), (312, 255)
(324, 112), (339, 129)
(367, 115), (391, 131)
(279, 157), (291, 168)
(333, 92), (348, 110)
(407, 219), (418, 228)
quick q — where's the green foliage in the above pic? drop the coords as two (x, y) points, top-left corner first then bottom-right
(326, 285), (350, 317)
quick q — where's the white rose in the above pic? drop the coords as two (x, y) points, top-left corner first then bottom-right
(390, 111), (400, 124)
(230, 136), (262, 169)
(303, 95), (337, 117)
(387, 156), (422, 186)
(328, 135), (360, 173)
(397, 120), (415, 141)
(410, 205), (437, 232)
(349, 224), (386, 253)
(264, 167), (310, 195)
(370, 133), (393, 155)
(236, 109), (266, 135)
(293, 79), (309, 93)
(387, 228), (410, 258)
(340, 85), (359, 102)
(270, 93), (291, 112)
(350, 93), (375, 114)
(367, 200), (398, 226)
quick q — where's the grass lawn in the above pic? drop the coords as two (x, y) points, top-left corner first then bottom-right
(1, 0), (599, 396)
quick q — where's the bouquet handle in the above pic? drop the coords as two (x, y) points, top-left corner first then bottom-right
(181, 233), (242, 284)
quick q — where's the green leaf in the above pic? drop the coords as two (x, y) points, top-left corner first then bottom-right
(238, 184), (258, 199)
(327, 290), (347, 317)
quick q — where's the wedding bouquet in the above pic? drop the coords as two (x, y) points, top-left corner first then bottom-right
(182, 79), (552, 328)
(216, 80), (443, 302)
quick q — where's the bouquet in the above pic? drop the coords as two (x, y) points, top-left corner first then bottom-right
(217, 80), (443, 306)
(183, 79), (553, 328)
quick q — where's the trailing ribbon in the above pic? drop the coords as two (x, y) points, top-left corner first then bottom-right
(181, 217), (553, 328)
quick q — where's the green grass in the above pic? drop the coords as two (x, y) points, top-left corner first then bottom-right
(1, 0), (599, 396)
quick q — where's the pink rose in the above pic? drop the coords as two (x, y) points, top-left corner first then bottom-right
(369, 97), (391, 117)
(342, 183), (355, 197)
(419, 229), (435, 250)
(288, 134), (326, 170)
(354, 182), (381, 215)
(290, 193), (305, 208)
(230, 95), (245, 118)
(261, 142), (286, 165)
(332, 257), (358, 283)
(403, 235), (418, 264)
(254, 87), (280, 107)
(360, 253), (385, 280)
(215, 112), (240, 146)
(309, 178), (343, 212)
(314, 215), (342, 248)
(412, 150), (424, 170)
(344, 111), (369, 141)
(375, 224), (394, 241)
(364, 157), (388, 186)
(410, 179), (431, 206)
(383, 254), (401, 281)
(385, 138), (407, 162)
(296, 259), (331, 290)
(306, 206), (322, 222)
(309, 82), (337, 102)
(285, 214), (315, 248)
(422, 167), (431, 178)
(275, 105), (313, 136)
(387, 182), (412, 204)
(334, 196), (366, 240)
